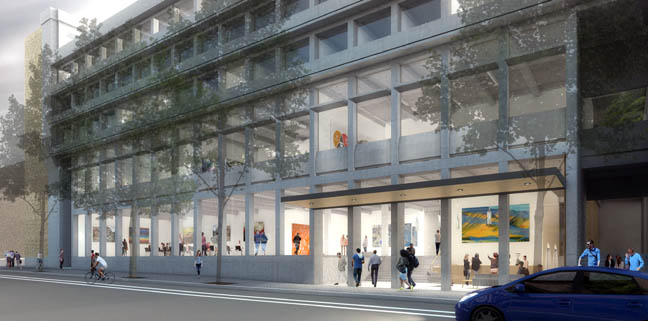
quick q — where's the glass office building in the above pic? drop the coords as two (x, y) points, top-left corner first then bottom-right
(38, 0), (648, 289)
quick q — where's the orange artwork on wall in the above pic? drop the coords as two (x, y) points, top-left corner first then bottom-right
(291, 224), (310, 255)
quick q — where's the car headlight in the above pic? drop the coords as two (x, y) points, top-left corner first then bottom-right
(459, 292), (479, 303)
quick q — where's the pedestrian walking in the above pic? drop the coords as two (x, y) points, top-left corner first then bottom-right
(194, 250), (203, 278)
(352, 248), (364, 287)
(578, 240), (600, 267)
(362, 236), (369, 253)
(293, 233), (302, 255)
(259, 231), (268, 256)
(122, 238), (128, 256)
(406, 247), (418, 288)
(435, 230), (441, 255)
(488, 252), (499, 274)
(14, 252), (21, 270)
(471, 253), (482, 275)
(625, 248), (644, 271)
(59, 249), (64, 269)
(463, 254), (471, 284)
(8, 250), (14, 268)
(368, 250), (381, 287)
(616, 255), (625, 269)
(334, 252), (346, 285)
(396, 249), (412, 291)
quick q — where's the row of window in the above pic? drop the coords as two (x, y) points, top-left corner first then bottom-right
(52, 0), (443, 116)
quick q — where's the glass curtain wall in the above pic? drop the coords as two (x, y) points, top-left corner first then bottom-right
(158, 205), (172, 256)
(77, 214), (86, 257)
(105, 212), (116, 256)
(139, 207), (151, 256)
(179, 203), (194, 256)
(91, 213), (100, 253)
(403, 200), (441, 288)
(225, 194), (245, 255)
(121, 208), (132, 256)
(284, 187), (310, 256)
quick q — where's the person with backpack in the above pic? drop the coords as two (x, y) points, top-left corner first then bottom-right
(406, 247), (418, 288)
(396, 249), (412, 291)
(471, 253), (482, 275)
(352, 248), (365, 287)
(578, 240), (600, 267)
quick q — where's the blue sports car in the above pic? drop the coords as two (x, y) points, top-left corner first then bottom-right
(455, 267), (648, 321)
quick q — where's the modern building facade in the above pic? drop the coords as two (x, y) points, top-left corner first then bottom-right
(36, 0), (648, 290)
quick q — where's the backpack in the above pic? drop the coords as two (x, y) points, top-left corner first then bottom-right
(396, 259), (406, 273)
(409, 254), (419, 268)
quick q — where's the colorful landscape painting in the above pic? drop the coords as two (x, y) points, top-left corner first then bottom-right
(462, 204), (530, 243)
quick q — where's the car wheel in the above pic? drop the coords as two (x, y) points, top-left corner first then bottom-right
(471, 306), (504, 321)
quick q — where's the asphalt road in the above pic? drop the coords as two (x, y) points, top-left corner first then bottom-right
(0, 273), (456, 321)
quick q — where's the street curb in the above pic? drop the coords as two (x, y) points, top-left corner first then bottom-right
(0, 269), (461, 305)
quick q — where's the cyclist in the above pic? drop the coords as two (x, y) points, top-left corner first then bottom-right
(92, 252), (108, 279)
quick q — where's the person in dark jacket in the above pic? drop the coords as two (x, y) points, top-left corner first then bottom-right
(604, 254), (615, 268)
(488, 252), (499, 274)
(406, 247), (417, 288)
(463, 254), (471, 284)
(293, 233), (302, 255)
(471, 253), (482, 275)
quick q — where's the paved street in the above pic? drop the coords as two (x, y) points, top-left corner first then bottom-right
(0, 272), (456, 321)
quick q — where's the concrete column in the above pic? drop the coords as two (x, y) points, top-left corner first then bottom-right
(99, 211), (107, 256)
(171, 210), (179, 256)
(347, 76), (357, 172)
(194, 200), (201, 257)
(85, 213), (92, 256)
(440, 49), (450, 160)
(309, 34), (317, 61)
(498, 194), (510, 285)
(71, 214), (79, 257)
(565, 12), (583, 266)
(347, 21), (355, 48)
(276, 189), (283, 256)
(151, 207), (159, 256)
(440, 199), (452, 291)
(115, 211), (123, 256)
(381, 205), (390, 256)
(309, 109), (318, 176)
(497, 30), (509, 151)
(133, 205), (141, 259)
(346, 206), (361, 286)
(245, 193), (253, 256)
(390, 63), (400, 166)
(390, 202), (405, 289)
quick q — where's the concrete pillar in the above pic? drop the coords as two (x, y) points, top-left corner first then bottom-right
(245, 193), (253, 256)
(390, 62), (400, 166)
(565, 12), (583, 266)
(71, 214), (79, 257)
(440, 199), (452, 291)
(85, 213), (92, 256)
(99, 211), (107, 256)
(381, 205), (390, 256)
(151, 208), (159, 256)
(115, 211), (123, 256)
(390, 202), (405, 289)
(133, 205), (141, 259)
(440, 50), (450, 159)
(194, 200), (201, 257)
(498, 194), (510, 285)
(276, 189), (283, 256)
(171, 210), (179, 256)
(347, 76), (357, 172)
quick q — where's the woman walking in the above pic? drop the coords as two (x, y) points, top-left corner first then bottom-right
(488, 252), (499, 274)
(396, 249), (412, 291)
(194, 250), (203, 278)
(59, 249), (64, 269)
(463, 254), (471, 284)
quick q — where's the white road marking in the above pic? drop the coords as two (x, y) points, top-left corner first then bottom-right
(0, 274), (455, 318)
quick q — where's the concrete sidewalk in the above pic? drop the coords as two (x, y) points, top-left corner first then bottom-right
(0, 267), (465, 304)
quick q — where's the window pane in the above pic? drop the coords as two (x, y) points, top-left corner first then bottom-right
(120, 158), (133, 186)
(176, 39), (194, 63)
(356, 9), (391, 45)
(318, 107), (348, 151)
(105, 162), (116, 189)
(284, 38), (310, 67)
(225, 131), (245, 167)
(77, 214), (85, 257)
(138, 208), (151, 256)
(322, 208), (347, 256)
(179, 203), (194, 256)
(253, 124), (276, 164)
(156, 149), (172, 180)
(224, 194), (245, 255)
(317, 80), (347, 104)
(284, 187), (310, 255)
(198, 28), (219, 54)
(157, 206), (172, 256)
(401, 86), (440, 136)
(224, 17), (245, 43)
(284, 0), (309, 17)
(524, 271), (576, 293)
(580, 272), (643, 295)
(136, 154), (151, 183)
(400, 53), (442, 83)
(509, 54), (566, 145)
(105, 213), (116, 256)
(252, 192), (276, 255)
(450, 70), (499, 154)
(585, 88), (646, 129)
(225, 61), (246, 89)
(200, 198), (219, 256)
(178, 144), (194, 176)
(400, 0), (441, 29)
(282, 115), (309, 178)
(357, 96), (391, 143)
(318, 25), (348, 58)
(252, 52), (276, 82)
(253, 3), (275, 31)
(200, 137), (218, 172)
(357, 69), (390, 94)
(120, 208), (132, 256)
(91, 213), (100, 253)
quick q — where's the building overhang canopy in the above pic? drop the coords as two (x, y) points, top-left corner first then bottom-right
(282, 168), (565, 210)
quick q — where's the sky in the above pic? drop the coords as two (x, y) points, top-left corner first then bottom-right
(0, 0), (137, 116)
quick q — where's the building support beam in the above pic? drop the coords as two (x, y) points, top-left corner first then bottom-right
(498, 194), (510, 285)
(440, 198), (452, 291)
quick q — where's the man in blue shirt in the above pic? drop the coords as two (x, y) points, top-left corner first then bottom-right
(352, 248), (364, 287)
(578, 240), (600, 267)
(625, 248), (644, 271)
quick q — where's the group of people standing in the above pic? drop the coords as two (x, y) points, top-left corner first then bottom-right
(580, 240), (644, 271)
(4, 250), (21, 268)
(334, 244), (419, 291)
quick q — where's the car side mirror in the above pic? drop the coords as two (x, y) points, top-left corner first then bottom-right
(514, 283), (526, 293)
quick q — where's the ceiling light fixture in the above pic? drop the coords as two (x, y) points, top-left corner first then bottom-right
(457, 188), (464, 192)
(523, 182), (532, 186)
(309, 202), (314, 206)
(400, 193), (406, 197)
(351, 198), (357, 202)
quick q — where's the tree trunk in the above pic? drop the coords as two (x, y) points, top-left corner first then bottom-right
(129, 204), (138, 278)
(38, 197), (47, 271)
(216, 186), (225, 282)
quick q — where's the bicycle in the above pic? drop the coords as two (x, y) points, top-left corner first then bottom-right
(84, 269), (116, 285)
